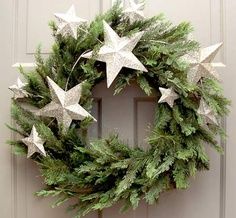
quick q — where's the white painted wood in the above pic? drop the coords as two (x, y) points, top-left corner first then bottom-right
(223, 1), (236, 218)
(0, 0), (236, 218)
(102, 0), (113, 12)
(12, 63), (37, 68)
(26, 0), (101, 54)
(0, 1), (15, 218)
(91, 81), (156, 147)
(145, 0), (222, 46)
(13, 0), (102, 63)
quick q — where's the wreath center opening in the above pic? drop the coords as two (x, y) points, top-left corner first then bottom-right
(88, 80), (156, 149)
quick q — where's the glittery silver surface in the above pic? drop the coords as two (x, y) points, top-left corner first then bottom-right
(158, 87), (179, 108)
(54, 5), (87, 39)
(36, 77), (96, 130)
(82, 21), (147, 88)
(197, 98), (218, 125)
(184, 43), (224, 84)
(9, 78), (29, 99)
(21, 126), (46, 158)
(123, 0), (145, 23)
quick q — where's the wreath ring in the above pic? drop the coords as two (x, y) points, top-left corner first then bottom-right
(8, 3), (230, 217)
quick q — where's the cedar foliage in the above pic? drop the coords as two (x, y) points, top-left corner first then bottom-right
(8, 2), (230, 217)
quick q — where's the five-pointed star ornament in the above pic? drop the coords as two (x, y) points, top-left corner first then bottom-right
(123, 0), (145, 23)
(158, 87), (179, 108)
(185, 42), (225, 84)
(82, 21), (147, 88)
(9, 78), (29, 99)
(22, 126), (46, 158)
(197, 99), (218, 125)
(36, 77), (96, 130)
(54, 5), (87, 39)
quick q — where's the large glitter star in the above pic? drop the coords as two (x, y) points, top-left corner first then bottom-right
(22, 126), (46, 158)
(158, 87), (179, 108)
(123, 0), (145, 23)
(185, 43), (224, 84)
(82, 20), (147, 88)
(36, 77), (96, 130)
(54, 5), (87, 39)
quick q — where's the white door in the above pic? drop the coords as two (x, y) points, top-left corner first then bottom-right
(1, 0), (236, 218)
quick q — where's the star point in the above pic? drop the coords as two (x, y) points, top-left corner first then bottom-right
(197, 99), (218, 125)
(9, 78), (29, 99)
(82, 21), (147, 88)
(185, 43), (224, 84)
(36, 77), (96, 130)
(22, 126), (46, 158)
(54, 5), (87, 39)
(123, 0), (145, 23)
(158, 87), (179, 108)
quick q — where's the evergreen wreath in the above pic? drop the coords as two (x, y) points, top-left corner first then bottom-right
(7, 2), (230, 217)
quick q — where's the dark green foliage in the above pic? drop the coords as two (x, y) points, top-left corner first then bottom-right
(7, 2), (230, 217)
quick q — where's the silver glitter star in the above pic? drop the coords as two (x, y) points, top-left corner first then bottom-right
(197, 99), (218, 125)
(82, 21), (147, 88)
(158, 87), (179, 108)
(123, 0), (145, 23)
(54, 5), (87, 39)
(36, 77), (96, 130)
(22, 125), (46, 158)
(9, 78), (29, 99)
(184, 43), (224, 84)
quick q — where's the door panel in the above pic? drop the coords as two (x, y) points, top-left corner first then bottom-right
(26, 0), (101, 54)
(1, 0), (235, 218)
(135, 99), (156, 150)
(91, 81), (156, 147)
(13, 0), (104, 63)
(7, 1), (103, 218)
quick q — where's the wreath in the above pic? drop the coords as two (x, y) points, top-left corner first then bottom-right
(8, 2), (230, 217)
